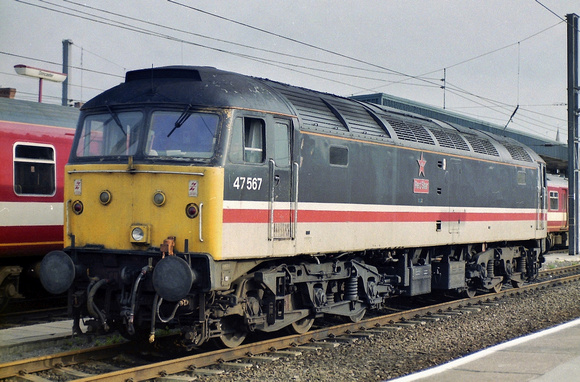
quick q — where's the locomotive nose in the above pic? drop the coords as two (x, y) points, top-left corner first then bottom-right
(39, 250), (76, 294)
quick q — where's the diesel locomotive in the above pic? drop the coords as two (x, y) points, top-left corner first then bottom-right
(39, 66), (547, 348)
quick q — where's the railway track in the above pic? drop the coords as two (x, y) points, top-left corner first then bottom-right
(0, 306), (67, 329)
(2, 264), (580, 382)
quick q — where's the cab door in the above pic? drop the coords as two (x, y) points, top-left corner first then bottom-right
(268, 119), (293, 240)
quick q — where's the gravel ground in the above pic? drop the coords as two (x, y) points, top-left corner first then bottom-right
(197, 281), (580, 382)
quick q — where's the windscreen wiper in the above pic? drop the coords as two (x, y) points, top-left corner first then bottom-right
(167, 104), (193, 138)
(106, 105), (126, 136)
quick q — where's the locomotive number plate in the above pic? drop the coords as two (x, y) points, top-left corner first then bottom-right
(233, 177), (263, 191)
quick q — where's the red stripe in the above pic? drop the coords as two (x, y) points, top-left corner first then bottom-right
(223, 209), (539, 224)
(0, 225), (63, 257)
(0, 225), (63, 243)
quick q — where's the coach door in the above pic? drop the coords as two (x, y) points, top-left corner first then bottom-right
(268, 119), (293, 240)
(537, 164), (546, 230)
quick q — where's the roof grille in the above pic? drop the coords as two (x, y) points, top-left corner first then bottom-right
(383, 116), (435, 145)
(429, 128), (470, 151)
(503, 144), (533, 162)
(464, 136), (500, 157)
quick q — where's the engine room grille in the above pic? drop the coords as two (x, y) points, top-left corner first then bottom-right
(383, 116), (435, 145)
(428, 128), (470, 151)
(271, 85), (348, 132)
(503, 144), (533, 162)
(464, 136), (500, 157)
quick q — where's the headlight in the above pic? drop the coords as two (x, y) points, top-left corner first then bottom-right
(131, 227), (144, 241)
(130, 225), (149, 244)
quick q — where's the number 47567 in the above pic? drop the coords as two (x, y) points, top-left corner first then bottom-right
(233, 177), (263, 191)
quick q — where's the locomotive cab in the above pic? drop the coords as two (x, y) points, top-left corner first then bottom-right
(39, 67), (303, 346)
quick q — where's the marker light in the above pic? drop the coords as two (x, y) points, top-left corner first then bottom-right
(72, 200), (84, 215)
(153, 191), (166, 206)
(99, 190), (112, 205)
(185, 203), (199, 219)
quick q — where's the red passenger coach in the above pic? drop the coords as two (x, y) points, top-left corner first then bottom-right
(546, 174), (568, 248)
(0, 97), (77, 308)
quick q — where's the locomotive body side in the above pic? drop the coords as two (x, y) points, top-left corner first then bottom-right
(221, 82), (546, 259)
(39, 66), (547, 347)
(222, 128), (545, 256)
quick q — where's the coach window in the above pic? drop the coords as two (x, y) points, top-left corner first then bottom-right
(230, 117), (265, 164)
(329, 145), (348, 166)
(550, 191), (559, 210)
(14, 143), (56, 196)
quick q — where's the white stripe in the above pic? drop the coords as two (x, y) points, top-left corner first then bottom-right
(0, 202), (63, 226)
(547, 212), (567, 221)
(223, 200), (268, 210)
(222, 200), (538, 214)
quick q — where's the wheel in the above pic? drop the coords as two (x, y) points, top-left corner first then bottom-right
(464, 288), (477, 298)
(285, 290), (315, 334)
(0, 278), (19, 311)
(288, 316), (315, 334)
(0, 296), (9, 312)
(349, 308), (367, 323)
(463, 279), (478, 298)
(511, 279), (523, 288)
(215, 316), (247, 348)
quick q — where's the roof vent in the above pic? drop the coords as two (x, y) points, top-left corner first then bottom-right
(125, 67), (202, 82)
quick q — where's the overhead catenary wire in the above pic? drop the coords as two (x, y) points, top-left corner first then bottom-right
(17, 0), (429, 86)
(15, 0), (566, 96)
(5, 0), (570, 139)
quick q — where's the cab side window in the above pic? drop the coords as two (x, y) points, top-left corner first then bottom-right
(230, 117), (265, 164)
(273, 121), (290, 167)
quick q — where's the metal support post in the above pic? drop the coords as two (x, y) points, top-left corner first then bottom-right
(62, 39), (73, 106)
(567, 14), (579, 255)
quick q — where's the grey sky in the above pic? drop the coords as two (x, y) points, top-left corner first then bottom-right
(1, 0), (578, 140)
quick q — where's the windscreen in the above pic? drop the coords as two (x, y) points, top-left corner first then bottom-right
(146, 111), (219, 159)
(74, 109), (219, 161)
(75, 111), (143, 157)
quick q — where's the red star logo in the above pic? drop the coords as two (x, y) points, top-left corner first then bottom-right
(417, 153), (426, 177)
